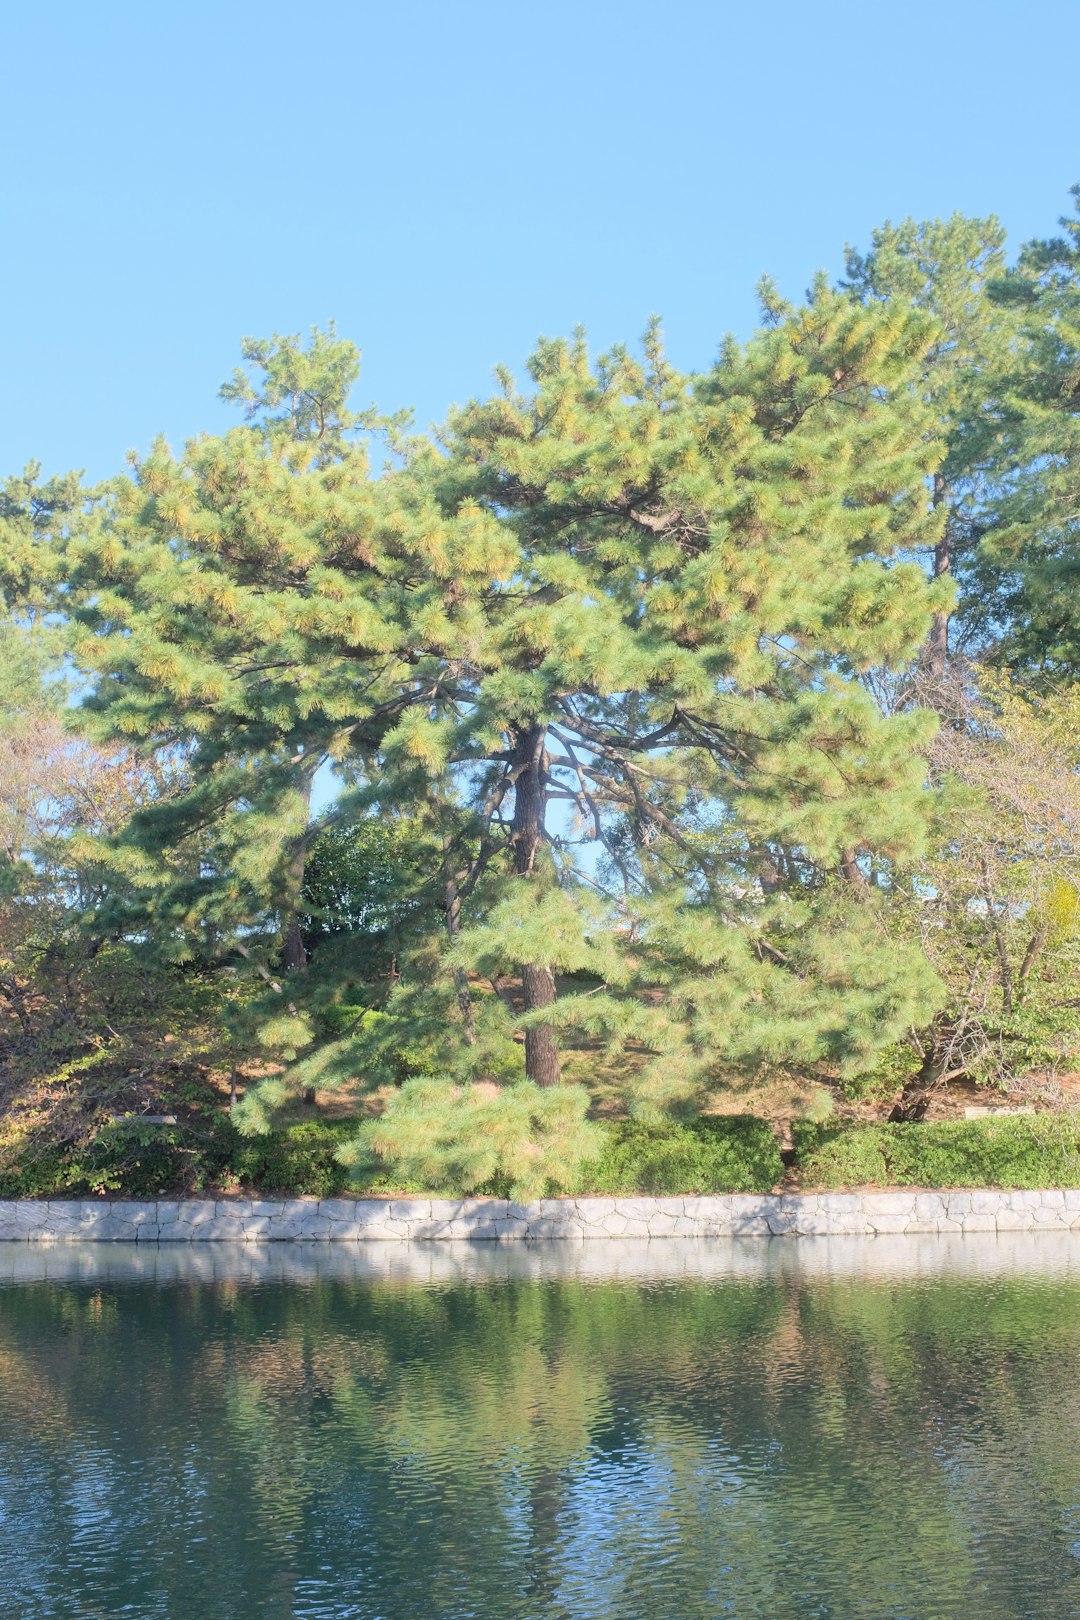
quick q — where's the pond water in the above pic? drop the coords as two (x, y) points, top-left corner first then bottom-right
(2, 1234), (1080, 1620)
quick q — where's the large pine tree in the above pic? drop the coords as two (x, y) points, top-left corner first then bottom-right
(45, 288), (949, 1186)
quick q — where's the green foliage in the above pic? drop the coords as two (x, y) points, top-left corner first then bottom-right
(342, 1078), (604, 1201)
(227, 1119), (355, 1196)
(33, 298), (948, 1119)
(838, 1043), (917, 1104)
(0, 1117), (356, 1199)
(300, 819), (428, 953)
(578, 1115), (783, 1195)
(794, 1115), (1080, 1190)
(18, 191), (1080, 1156)
(973, 188), (1080, 676)
(878, 675), (1080, 1101)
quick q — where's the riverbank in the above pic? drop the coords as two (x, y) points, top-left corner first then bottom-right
(4, 1187), (1080, 1241)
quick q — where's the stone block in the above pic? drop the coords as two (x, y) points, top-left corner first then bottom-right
(12, 1202), (49, 1235)
(525, 1212), (582, 1239)
(816, 1193), (863, 1215)
(681, 1197), (721, 1218)
(1032, 1205), (1069, 1226)
(866, 1215), (913, 1234)
(805, 1209), (867, 1236)
(205, 1220), (250, 1241)
(861, 1193), (916, 1215)
(269, 1214), (333, 1240)
(424, 1199), (466, 1222)
(353, 1221), (409, 1242)
(960, 1213), (998, 1232)
(155, 1223), (193, 1242)
(126, 1202), (161, 1239)
(995, 1208), (1034, 1230)
(720, 1196), (772, 1234)
(169, 1201), (219, 1227)
(968, 1191), (1003, 1215)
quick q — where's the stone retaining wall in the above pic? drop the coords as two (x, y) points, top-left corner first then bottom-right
(2, 1189), (1080, 1242)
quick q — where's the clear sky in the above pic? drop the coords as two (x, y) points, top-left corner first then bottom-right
(3, 0), (1078, 483)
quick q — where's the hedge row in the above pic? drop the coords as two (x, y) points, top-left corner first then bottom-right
(3, 1111), (1080, 1200)
(0, 1114), (783, 1199)
(0, 1118), (357, 1201)
(793, 1116), (1080, 1191)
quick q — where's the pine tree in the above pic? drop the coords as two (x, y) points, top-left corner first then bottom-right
(41, 292), (950, 1186)
(842, 213), (1019, 681)
(972, 187), (1080, 676)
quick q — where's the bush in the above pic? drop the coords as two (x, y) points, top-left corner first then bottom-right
(579, 1115), (783, 1195)
(228, 1119), (355, 1196)
(0, 1119), (225, 1199)
(794, 1114), (1080, 1190)
(0, 1117), (356, 1199)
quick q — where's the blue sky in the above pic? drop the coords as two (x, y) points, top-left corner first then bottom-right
(3, 0), (1078, 483)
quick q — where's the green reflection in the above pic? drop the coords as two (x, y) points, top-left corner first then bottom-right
(2, 1261), (1080, 1619)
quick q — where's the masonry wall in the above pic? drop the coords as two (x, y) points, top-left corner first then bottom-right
(3, 1189), (1080, 1241)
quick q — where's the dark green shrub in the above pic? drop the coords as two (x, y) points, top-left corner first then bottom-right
(579, 1115), (783, 1195)
(0, 1120), (215, 1199)
(794, 1115), (1080, 1190)
(229, 1119), (355, 1196)
(0, 1117), (357, 1199)
(790, 1120), (888, 1189)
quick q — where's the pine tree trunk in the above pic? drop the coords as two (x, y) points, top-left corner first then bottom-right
(926, 472), (951, 679)
(510, 723), (560, 1087)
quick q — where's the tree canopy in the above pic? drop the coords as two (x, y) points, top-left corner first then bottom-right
(7, 189), (1080, 1191)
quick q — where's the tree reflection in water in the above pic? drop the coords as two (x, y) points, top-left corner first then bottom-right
(2, 1236), (1080, 1619)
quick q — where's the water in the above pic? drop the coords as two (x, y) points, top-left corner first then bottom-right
(2, 1234), (1080, 1620)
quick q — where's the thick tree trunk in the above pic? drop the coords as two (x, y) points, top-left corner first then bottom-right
(510, 723), (561, 1087)
(282, 909), (307, 973)
(925, 472), (951, 680)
